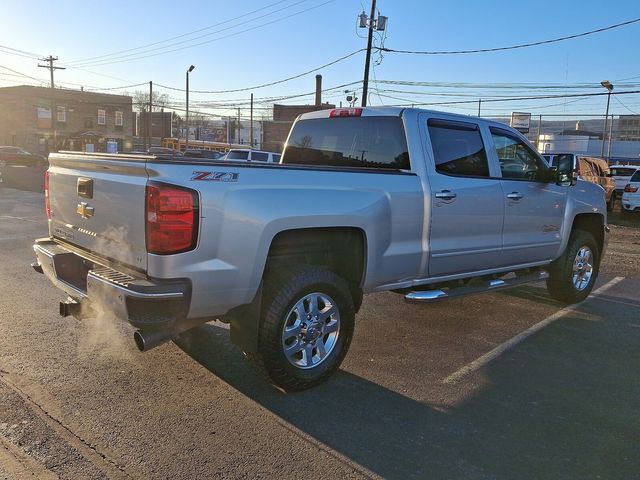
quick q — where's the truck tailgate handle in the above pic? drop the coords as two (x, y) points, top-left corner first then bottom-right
(506, 192), (524, 200)
(77, 177), (94, 199)
(435, 190), (457, 200)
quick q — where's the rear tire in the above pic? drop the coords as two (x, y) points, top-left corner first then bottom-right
(546, 230), (599, 304)
(249, 265), (355, 392)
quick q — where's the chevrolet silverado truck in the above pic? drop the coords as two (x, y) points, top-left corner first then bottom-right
(33, 107), (609, 391)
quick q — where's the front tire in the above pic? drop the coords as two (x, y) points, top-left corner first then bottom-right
(250, 265), (355, 392)
(546, 230), (599, 304)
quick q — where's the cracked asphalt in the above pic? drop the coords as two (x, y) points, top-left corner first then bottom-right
(0, 187), (639, 479)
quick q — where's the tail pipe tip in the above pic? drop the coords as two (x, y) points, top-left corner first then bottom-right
(133, 329), (174, 352)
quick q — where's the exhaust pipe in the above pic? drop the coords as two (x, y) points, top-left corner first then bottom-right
(133, 329), (174, 352)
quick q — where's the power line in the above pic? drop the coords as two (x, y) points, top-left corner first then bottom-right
(613, 95), (640, 115)
(68, 1), (336, 68)
(154, 49), (364, 94)
(0, 44), (42, 59)
(65, 0), (295, 65)
(380, 17), (640, 55)
(382, 89), (640, 108)
(0, 64), (47, 84)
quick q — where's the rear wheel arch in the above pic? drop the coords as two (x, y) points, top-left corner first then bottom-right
(264, 227), (367, 310)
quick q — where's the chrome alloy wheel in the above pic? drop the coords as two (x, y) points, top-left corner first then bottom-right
(572, 246), (594, 291)
(281, 292), (340, 369)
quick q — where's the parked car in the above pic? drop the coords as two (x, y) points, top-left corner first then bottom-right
(621, 169), (640, 215)
(543, 153), (616, 211)
(223, 149), (281, 163)
(183, 149), (224, 160)
(609, 164), (639, 194)
(0, 146), (48, 192)
(33, 107), (608, 391)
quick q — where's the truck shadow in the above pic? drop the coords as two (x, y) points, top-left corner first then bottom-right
(175, 295), (639, 480)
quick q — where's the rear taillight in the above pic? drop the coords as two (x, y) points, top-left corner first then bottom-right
(146, 182), (199, 255)
(44, 170), (51, 219)
(624, 184), (638, 193)
(329, 108), (363, 118)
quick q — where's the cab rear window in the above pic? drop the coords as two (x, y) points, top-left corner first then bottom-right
(282, 116), (410, 170)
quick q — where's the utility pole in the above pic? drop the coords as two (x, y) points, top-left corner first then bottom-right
(38, 55), (65, 90)
(477, 99), (482, 117)
(250, 93), (254, 148)
(237, 107), (241, 144)
(537, 114), (542, 146)
(361, 0), (376, 107)
(38, 55), (65, 150)
(148, 81), (153, 151)
(607, 114), (614, 159)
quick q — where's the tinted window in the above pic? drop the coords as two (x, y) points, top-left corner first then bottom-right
(428, 119), (489, 177)
(630, 170), (640, 182)
(251, 151), (268, 162)
(282, 116), (410, 170)
(273, 154), (281, 163)
(490, 128), (547, 181)
(610, 167), (637, 176)
(227, 150), (249, 160)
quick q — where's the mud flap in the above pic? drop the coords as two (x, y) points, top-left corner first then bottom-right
(227, 284), (263, 353)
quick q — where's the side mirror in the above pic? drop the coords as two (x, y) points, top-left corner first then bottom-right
(556, 156), (578, 186)
(544, 166), (558, 183)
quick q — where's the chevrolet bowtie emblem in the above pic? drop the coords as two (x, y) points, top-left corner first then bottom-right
(76, 201), (94, 219)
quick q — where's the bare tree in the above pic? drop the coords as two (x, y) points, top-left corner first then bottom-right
(131, 90), (170, 113)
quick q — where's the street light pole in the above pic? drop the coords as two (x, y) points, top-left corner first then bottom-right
(600, 80), (613, 158)
(186, 65), (195, 151)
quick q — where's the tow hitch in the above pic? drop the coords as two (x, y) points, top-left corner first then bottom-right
(59, 298), (82, 318)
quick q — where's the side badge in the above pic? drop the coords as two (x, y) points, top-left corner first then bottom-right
(191, 171), (239, 182)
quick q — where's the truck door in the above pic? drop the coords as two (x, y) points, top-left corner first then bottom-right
(487, 127), (566, 265)
(423, 117), (504, 277)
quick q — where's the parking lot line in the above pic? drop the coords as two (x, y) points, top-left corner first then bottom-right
(442, 276), (625, 385)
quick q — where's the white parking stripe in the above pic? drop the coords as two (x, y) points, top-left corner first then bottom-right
(442, 276), (625, 385)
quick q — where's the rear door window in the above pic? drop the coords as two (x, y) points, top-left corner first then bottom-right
(226, 150), (249, 161)
(427, 119), (489, 177)
(251, 152), (269, 162)
(282, 116), (410, 170)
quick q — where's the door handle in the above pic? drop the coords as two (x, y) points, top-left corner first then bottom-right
(506, 192), (524, 200)
(435, 190), (457, 200)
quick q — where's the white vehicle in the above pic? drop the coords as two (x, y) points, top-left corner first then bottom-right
(609, 164), (639, 194)
(223, 149), (281, 163)
(621, 169), (640, 214)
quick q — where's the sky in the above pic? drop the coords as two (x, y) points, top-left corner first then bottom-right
(1, 0), (639, 120)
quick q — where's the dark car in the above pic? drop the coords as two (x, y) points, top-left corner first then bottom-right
(0, 146), (48, 192)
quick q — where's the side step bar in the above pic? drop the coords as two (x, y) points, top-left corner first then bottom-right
(405, 270), (549, 303)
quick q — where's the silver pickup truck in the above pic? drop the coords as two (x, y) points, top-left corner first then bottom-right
(33, 107), (609, 391)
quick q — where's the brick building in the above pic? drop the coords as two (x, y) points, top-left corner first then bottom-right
(262, 102), (334, 152)
(0, 85), (133, 154)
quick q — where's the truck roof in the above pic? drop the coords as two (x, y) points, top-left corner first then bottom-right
(296, 106), (521, 132)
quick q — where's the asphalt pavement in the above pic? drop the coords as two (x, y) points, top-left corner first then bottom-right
(0, 187), (638, 480)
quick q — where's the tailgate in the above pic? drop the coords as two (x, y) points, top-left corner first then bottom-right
(47, 152), (149, 272)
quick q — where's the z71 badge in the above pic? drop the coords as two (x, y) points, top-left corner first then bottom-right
(191, 171), (239, 182)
